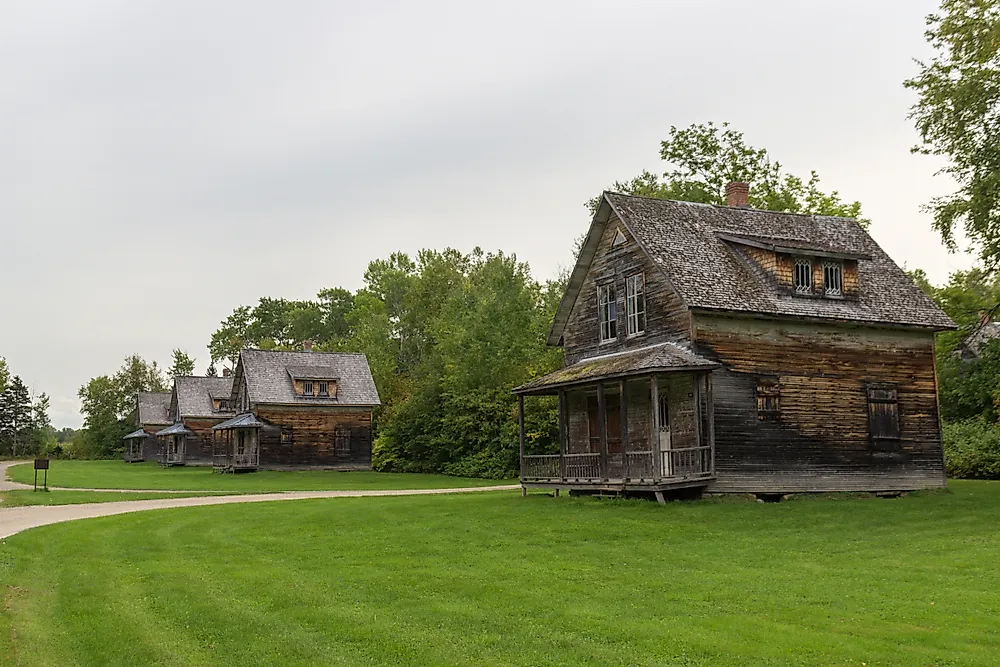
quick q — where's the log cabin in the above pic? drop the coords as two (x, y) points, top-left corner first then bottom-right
(156, 376), (235, 465)
(130, 391), (171, 462)
(214, 346), (380, 471)
(515, 183), (955, 497)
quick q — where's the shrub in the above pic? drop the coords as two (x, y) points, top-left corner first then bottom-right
(943, 420), (1000, 479)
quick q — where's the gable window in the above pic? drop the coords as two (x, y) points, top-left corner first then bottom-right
(867, 384), (900, 444)
(824, 261), (843, 296)
(612, 228), (627, 248)
(303, 381), (313, 396)
(625, 273), (646, 336)
(318, 381), (329, 396)
(794, 259), (812, 294)
(598, 283), (617, 343)
(756, 377), (780, 422)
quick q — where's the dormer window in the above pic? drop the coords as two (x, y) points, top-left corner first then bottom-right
(303, 381), (313, 396)
(794, 259), (812, 294)
(318, 381), (329, 396)
(824, 261), (843, 296)
(598, 283), (617, 343)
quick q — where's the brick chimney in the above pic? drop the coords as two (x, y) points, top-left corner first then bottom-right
(302, 340), (313, 352)
(222, 367), (231, 378)
(725, 181), (750, 208)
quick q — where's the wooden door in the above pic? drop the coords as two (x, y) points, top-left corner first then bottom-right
(587, 394), (621, 453)
(658, 390), (672, 476)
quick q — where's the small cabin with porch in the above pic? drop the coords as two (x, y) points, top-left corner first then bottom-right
(159, 375), (235, 465)
(516, 184), (955, 498)
(129, 391), (171, 461)
(122, 429), (149, 463)
(219, 347), (381, 470)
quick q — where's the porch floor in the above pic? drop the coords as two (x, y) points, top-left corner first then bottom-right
(521, 473), (715, 493)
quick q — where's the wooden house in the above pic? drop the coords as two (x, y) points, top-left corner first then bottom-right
(130, 391), (171, 461)
(515, 184), (955, 497)
(122, 429), (148, 463)
(218, 347), (380, 470)
(155, 422), (194, 466)
(156, 376), (235, 465)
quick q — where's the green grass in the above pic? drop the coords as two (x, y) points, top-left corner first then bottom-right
(0, 490), (228, 507)
(5, 460), (510, 492)
(2, 482), (1000, 666)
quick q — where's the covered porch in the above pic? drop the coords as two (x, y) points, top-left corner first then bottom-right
(514, 343), (717, 498)
(212, 413), (263, 472)
(122, 429), (148, 463)
(155, 423), (193, 466)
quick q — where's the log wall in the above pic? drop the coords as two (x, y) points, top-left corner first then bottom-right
(255, 405), (373, 469)
(693, 314), (945, 492)
(562, 215), (691, 364)
(182, 417), (229, 464)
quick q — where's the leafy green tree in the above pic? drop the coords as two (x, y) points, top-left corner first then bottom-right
(594, 122), (866, 226)
(168, 349), (196, 377)
(906, 0), (1000, 266)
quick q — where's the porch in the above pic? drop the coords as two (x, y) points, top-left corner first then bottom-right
(212, 413), (263, 472)
(514, 343), (718, 496)
(122, 429), (147, 463)
(155, 423), (193, 467)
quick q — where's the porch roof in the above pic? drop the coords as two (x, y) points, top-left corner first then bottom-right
(122, 428), (148, 440)
(212, 412), (266, 430)
(513, 342), (717, 395)
(155, 422), (194, 437)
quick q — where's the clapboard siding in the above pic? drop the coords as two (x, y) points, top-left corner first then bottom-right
(182, 417), (229, 464)
(255, 405), (373, 469)
(693, 314), (945, 492)
(562, 215), (691, 364)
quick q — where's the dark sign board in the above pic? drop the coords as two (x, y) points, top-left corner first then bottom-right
(34, 458), (49, 470)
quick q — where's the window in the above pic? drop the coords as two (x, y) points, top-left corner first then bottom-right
(612, 228), (627, 247)
(794, 259), (812, 294)
(598, 283), (617, 342)
(318, 381), (329, 396)
(867, 384), (900, 443)
(218, 399), (229, 411)
(756, 377), (780, 422)
(280, 427), (293, 445)
(303, 381), (313, 396)
(236, 431), (245, 456)
(335, 426), (352, 456)
(625, 274), (646, 336)
(824, 261), (843, 296)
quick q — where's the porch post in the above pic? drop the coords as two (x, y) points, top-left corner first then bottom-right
(518, 394), (526, 484)
(597, 383), (608, 480)
(619, 379), (629, 480)
(558, 390), (568, 480)
(706, 373), (716, 475)
(650, 375), (660, 482)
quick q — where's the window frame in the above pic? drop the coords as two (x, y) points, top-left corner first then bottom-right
(793, 259), (813, 294)
(755, 376), (781, 422)
(625, 273), (646, 337)
(318, 381), (329, 397)
(303, 380), (313, 396)
(334, 426), (352, 456)
(598, 282), (618, 344)
(823, 261), (843, 297)
(866, 383), (901, 444)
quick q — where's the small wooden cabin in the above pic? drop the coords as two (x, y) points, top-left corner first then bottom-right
(132, 391), (172, 461)
(166, 376), (235, 465)
(122, 429), (148, 463)
(155, 422), (194, 466)
(212, 412), (264, 472)
(226, 347), (381, 469)
(516, 185), (955, 497)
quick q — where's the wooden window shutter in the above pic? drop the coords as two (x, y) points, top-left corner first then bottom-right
(756, 377), (780, 422)
(867, 385), (900, 442)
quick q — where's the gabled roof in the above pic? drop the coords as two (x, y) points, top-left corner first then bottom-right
(123, 428), (149, 440)
(514, 342), (717, 395)
(174, 376), (234, 418)
(156, 422), (194, 437)
(549, 192), (954, 344)
(238, 349), (380, 407)
(137, 391), (171, 426)
(212, 412), (266, 430)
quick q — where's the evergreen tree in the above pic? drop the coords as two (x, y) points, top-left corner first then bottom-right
(0, 376), (33, 457)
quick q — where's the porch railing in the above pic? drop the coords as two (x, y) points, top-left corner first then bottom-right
(521, 445), (713, 484)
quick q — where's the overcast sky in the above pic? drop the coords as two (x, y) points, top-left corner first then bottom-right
(0, 0), (975, 428)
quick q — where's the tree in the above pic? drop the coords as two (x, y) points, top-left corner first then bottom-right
(906, 0), (1000, 267)
(0, 357), (9, 395)
(593, 122), (866, 225)
(0, 376), (33, 457)
(168, 349), (196, 377)
(206, 361), (218, 377)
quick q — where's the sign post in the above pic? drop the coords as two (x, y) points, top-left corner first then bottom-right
(33, 458), (49, 491)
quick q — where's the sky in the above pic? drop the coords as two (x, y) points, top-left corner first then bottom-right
(0, 0), (977, 428)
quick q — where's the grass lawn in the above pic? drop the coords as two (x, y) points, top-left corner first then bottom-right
(0, 490), (229, 507)
(2, 482), (999, 666)
(4, 460), (510, 492)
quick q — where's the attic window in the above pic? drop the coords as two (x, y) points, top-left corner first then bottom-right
(598, 283), (617, 343)
(303, 381), (313, 396)
(824, 261), (843, 296)
(794, 259), (812, 294)
(612, 228), (627, 248)
(318, 381), (329, 396)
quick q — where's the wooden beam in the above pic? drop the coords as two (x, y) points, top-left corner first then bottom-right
(620, 379), (629, 480)
(518, 394), (526, 485)
(597, 383), (608, 480)
(650, 375), (660, 482)
(558, 390), (568, 480)
(706, 373), (716, 475)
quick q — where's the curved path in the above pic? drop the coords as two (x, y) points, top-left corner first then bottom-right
(0, 461), (519, 539)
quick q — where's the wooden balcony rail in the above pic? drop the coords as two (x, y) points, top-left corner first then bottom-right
(625, 450), (656, 480)
(563, 453), (601, 480)
(522, 446), (712, 483)
(660, 446), (713, 478)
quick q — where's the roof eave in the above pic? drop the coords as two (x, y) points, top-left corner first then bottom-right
(688, 306), (957, 332)
(513, 363), (718, 396)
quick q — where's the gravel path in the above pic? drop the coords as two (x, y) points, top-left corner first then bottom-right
(0, 461), (519, 539)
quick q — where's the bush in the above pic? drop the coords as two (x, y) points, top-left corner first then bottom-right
(943, 420), (1000, 479)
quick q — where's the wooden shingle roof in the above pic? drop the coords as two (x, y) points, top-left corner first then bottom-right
(239, 349), (380, 407)
(137, 391), (171, 426)
(174, 376), (234, 418)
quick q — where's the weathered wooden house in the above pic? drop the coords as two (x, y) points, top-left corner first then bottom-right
(129, 391), (172, 462)
(515, 184), (955, 497)
(214, 348), (381, 470)
(156, 376), (235, 465)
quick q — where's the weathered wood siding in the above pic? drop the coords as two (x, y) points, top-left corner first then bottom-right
(659, 374), (698, 451)
(693, 314), (945, 492)
(182, 418), (228, 464)
(255, 405), (373, 469)
(562, 215), (691, 364)
(140, 425), (169, 461)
